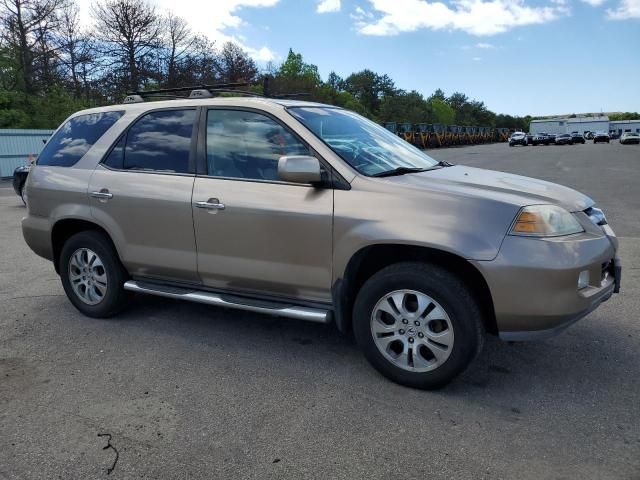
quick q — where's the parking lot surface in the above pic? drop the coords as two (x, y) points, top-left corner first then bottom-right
(1, 142), (639, 479)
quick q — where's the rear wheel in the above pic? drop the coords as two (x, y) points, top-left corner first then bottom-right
(353, 262), (484, 389)
(60, 231), (130, 318)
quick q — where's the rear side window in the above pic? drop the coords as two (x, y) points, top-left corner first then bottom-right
(37, 111), (124, 167)
(123, 109), (195, 173)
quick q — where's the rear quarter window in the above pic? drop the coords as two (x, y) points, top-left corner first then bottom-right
(37, 111), (124, 167)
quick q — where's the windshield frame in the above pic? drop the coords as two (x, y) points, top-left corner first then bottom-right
(285, 105), (440, 177)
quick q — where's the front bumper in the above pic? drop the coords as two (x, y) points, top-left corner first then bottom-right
(473, 229), (619, 341)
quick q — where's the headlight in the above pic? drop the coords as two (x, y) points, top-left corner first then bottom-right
(510, 205), (584, 237)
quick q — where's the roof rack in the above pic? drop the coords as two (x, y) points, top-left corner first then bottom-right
(123, 82), (254, 104)
(261, 76), (310, 99)
(273, 93), (311, 99)
(122, 78), (313, 104)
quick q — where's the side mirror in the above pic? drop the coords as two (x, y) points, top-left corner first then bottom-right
(278, 155), (322, 185)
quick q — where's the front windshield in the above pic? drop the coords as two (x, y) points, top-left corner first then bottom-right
(288, 107), (438, 176)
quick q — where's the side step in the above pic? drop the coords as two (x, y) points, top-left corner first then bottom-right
(123, 280), (331, 324)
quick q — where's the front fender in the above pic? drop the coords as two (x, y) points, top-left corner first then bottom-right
(332, 181), (518, 280)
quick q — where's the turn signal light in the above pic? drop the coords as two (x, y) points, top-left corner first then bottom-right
(510, 205), (584, 237)
(512, 211), (549, 235)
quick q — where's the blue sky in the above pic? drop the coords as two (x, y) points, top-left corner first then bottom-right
(78, 0), (640, 116)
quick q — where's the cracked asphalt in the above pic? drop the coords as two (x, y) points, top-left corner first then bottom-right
(1, 141), (639, 479)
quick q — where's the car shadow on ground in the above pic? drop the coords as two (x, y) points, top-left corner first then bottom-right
(109, 294), (634, 402)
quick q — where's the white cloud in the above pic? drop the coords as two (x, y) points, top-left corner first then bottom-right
(248, 46), (278, 62)
(351, 6), (375, 20)
(581, 0), (607, 6)
(460, 42), (495, 49)
(317, 0), (342, 13)
(472, 56), (482, 60)
(606, 0), (640, 17)
(75, 0), (280, 62)
(354, 0), (570, 36)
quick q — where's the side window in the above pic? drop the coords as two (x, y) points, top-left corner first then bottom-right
(103, 136), (125, 170)
(38, 111), (124, 167)
(124, 109), (195, 173)
(206, 109), (310, 181)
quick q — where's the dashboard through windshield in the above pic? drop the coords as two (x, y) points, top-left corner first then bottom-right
(287, 107), (439, 176)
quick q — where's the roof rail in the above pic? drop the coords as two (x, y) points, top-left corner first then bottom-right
(272, 93), (312, 99)
(123, 82), (254, 104)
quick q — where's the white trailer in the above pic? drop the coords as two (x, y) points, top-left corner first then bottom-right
(529, 116), (610, 135)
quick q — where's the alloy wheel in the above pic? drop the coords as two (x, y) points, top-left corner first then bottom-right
(68, 248), (108, 305)
(370, 289), (454, 372)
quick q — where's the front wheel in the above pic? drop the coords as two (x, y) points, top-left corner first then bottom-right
(60, 230), (130, 318)
(353, 262), (484, 389)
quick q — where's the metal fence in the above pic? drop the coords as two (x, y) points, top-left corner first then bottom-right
(0, 129), (53, 178)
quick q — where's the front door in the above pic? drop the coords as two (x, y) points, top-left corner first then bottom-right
(192, 108), (333, 303)
(89, 108), (199, 283)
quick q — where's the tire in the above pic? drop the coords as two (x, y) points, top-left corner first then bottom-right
(20, 186), (26, 206)
(352, 262), (484, 389)
(59, 230), (130, 318)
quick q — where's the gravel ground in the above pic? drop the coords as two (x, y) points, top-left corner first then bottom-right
(1, 141), (639, 479)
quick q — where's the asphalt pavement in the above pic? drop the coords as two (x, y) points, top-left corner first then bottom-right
(1, 142), (639, 479)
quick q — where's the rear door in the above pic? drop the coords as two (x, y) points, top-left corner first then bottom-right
(89, 108), (200, 283)
(191, 108), (334, 303)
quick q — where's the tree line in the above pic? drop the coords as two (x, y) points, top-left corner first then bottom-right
(0, 0), (532, 130)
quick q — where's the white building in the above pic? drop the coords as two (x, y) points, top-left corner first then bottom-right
(610, 120), (640, 136)
(530, 116), (610, 135)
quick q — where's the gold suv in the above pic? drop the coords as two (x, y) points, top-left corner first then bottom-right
(22, 86), (621, 388)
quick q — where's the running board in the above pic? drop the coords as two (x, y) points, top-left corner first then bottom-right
(123, 280), (331, 324)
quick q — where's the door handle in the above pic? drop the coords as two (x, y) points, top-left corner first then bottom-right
(195, 199), (225, 210)
(90, 190), (113, 200)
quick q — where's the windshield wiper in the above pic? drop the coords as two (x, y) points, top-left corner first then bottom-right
(372, 163), (452, 177)
(372, 167), (431, 178)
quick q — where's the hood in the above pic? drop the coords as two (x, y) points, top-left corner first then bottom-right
(386, 165), (593, 212)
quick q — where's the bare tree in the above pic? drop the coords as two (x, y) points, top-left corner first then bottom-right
(54, 1), (95, 97)
(216, 41), (258, 83)
(161, 11), (194, 87)
(0, 0), (65, 94)
(91, 0), (160, 92)
(172, 34), (217, 85)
